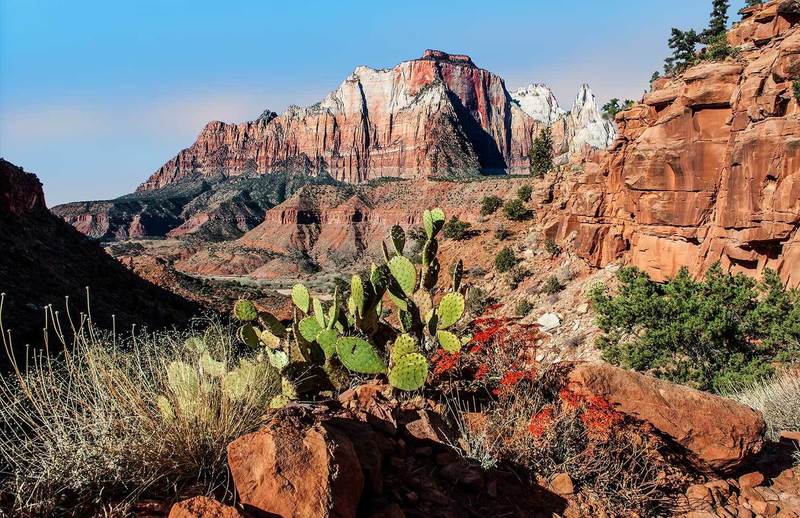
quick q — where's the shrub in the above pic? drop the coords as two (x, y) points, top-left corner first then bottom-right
(515, 299), (534, 316)
(480, 195), (503, 216)
(454, 325), (678, 516)
(727, 370), (800, 440)
(601, 99), (635, 120)
(442, 216), (472, 241)
(495, 247), (517, 273)
(590, 264), (800, 393)
(465, 286), (492, 316)
(494, 225), (512, 241)
(509, 266), (531, 289)
(544, 238), (562, 257)
(517, 184), (533, 202)
(794, 80), (800, 104)
(542, 276), (565, 295)
(530, 127), (554, 177)
(0, 315), (281, 514)
(503, 199), (533, 221)
(704, 31), (736, 61)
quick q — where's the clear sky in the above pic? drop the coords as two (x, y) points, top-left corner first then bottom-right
(0, 0), (748, 206)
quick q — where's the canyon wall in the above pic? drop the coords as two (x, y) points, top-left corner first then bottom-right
(137, 50), (612, 191)
(545, 0), (800, 286)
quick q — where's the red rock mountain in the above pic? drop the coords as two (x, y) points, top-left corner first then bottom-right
(0, 159), (197, 352)
(137, 50), (611, 191)
(544, 0), (800, 286)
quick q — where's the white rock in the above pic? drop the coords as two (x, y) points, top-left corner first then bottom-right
(576, 303), (589, 315)
(510, 84), (566, 124)
(566, 84), (617, 152)
(537, 312), (561, 332)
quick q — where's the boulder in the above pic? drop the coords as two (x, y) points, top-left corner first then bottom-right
(227, 411), (364, 518)
(566, 362), (766, 472)
(168, 496), (243, 518)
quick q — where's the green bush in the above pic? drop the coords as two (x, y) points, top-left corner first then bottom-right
(542, 276), (565, 295)
(494, 226), (512, 241)
(515, 299), (534, 316)
(793, 80), (800, 104)
(480, 195), (503, 216)
(517, 184), (533, 202)
(495, 247), (517, 273)
(704, 31), (736, 61)
(442, 216), (472, 241)
(503, 199), (533, 221)
(530, 127), (554, 177)
(590, 264), (800, 393)
(544, 238), (562, 257)
(508, 266), (530, 289)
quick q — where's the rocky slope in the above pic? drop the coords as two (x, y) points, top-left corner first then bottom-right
(136, 50), (613, 192)
(543, 0), (800, 286)
(0, 159), (197, 352)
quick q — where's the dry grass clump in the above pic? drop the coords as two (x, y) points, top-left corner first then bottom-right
(0, 300), (281, 515)
(726, 369), (800, 440)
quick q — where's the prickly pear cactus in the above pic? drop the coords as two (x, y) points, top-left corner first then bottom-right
(291, 284), (310, 313)
(388, 352), (428, 391)
(390, 224), (406, 255)
(388, 255), (417, 297)
(391, 334), (419, 361)
(336, 336), (387, 374)
(437, 292), (465, 329)
(436, 330), (461, 353)
(234, 299), (258, 322)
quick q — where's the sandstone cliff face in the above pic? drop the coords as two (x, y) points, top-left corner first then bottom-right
(137, 50), (613, 192)
(545, 0), (800, 286)
(0, 158), (46, 216)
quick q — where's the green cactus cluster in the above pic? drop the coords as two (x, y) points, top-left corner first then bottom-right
(231, 208), (470, 395)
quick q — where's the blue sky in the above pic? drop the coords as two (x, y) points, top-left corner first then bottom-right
(0, 0), (748, 206)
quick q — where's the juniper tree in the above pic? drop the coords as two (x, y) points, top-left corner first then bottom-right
(664, 28), (699, 75)
(702, 0), (730, 43)
(529, 127), (554, 177)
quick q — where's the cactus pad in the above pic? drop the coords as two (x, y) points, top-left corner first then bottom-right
(291, 284), (310, 313)
(390, 224), (406, 255)
(350, 274), (365, 315)
(452, 259), (464, 292)
(315, 328), (338, 358)
(335, 337), (387, 374)
(312, 297), (326, 328)
(437, 292), (465, 329)
(423, 208), (445, 238)
(259, 311), (286, 338)
(391, 334), (419, 361)
(422, 238), (438, 266)
(259, 330), (281, 349)
(388, 255), (417, 296)
(234, 299), (258, 321)
(237, 324), (261, 348)
(388, 352), (428, 391)
(199, 352), (226, 377)
(298, 317), (322, 343)
(436, 330), (462, 353)
(266, 349), (290, 370)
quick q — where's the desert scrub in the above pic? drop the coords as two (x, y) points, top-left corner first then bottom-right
(515, 299), (534, 316)
(542, 275), (565, 295)
(517, 184), (533, 202)
(494, 247), (517, 273)
(726, 369), (800, 440)
(453, 320), (677, 515)
(0, 307), (281, 515)
(544, 238), (562, 257)
(794, 80), (800, 103)
(591, 264), (800, 393)
(442, 215), (472, 241)
(502, 198), (533, 221)
(480, 195), (503, 216)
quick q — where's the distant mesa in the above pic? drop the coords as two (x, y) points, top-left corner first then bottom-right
(421, 49), (475, 66)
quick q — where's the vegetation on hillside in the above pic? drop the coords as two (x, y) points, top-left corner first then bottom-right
(529, 127), (554, 178)
(590, 264), (800, 393)
(662, 0), (735, 76)
(601, 98), (635, 120)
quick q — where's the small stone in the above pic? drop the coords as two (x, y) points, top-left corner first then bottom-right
(549, 472), (574, 496)
(576, 303), (589, 314)
(749, 499), (779, 516)
(168, 496), (243, 518)
(536, 312), (561, 331)
(739, 472), (766, 488)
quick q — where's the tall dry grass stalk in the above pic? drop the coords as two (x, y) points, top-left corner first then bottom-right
(726, 369), (800, 440)
(0, 293), (281, 514)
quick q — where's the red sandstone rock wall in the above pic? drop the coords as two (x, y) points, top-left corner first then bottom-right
(137, 50), (555, 191)
(546, 0), (800, 286)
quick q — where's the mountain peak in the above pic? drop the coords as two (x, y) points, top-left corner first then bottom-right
(421, 49), (475, 67)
